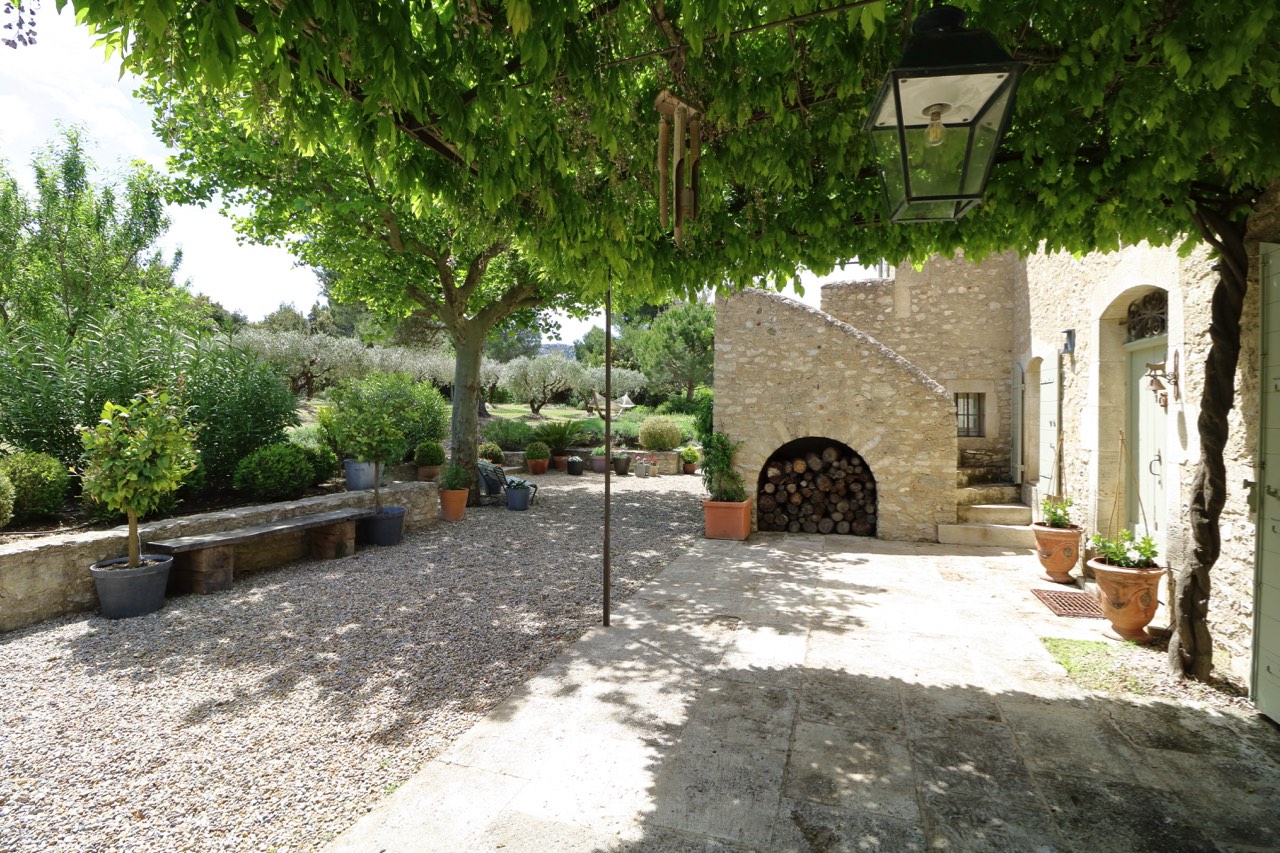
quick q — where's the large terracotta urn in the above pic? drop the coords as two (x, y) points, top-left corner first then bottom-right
(1088, 558), (1167, 643)
(1031, 523), (1083, 584)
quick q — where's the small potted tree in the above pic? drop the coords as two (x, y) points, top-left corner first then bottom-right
(679, 445), (700, 474)
(439, 463), (470, 521)
(701, 432), (751, 540)
(1030, 496), (1084, 584)
(414, 441), (445, 482)
(525, 441), (551, 475)
(327, 375), (412, 546)
(506, 479), (532, 510)
(1089, 530), (1166, 643)
(79, 390), (199, 619)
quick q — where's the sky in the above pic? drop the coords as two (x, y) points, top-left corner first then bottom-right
(0, 6), (875, 338)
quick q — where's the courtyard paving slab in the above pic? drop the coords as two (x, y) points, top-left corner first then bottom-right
(328, 534), (1280, 853)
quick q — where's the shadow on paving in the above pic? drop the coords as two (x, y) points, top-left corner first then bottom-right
(326, 533), (1280, 853)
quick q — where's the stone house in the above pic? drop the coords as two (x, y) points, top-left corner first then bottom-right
(715, 236), (1278, 706)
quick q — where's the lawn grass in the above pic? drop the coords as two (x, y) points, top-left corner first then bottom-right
(487, 403), (591, 421)
(1040, 637), (1150, 694)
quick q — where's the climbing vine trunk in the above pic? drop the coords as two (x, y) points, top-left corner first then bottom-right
(451, 329), (485, 504)
(1172, 205), (1249, 680)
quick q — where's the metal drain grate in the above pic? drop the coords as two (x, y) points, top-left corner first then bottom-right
(1032, 588), (1105, 619)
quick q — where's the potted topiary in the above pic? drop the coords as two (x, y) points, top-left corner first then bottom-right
(506, 479), (532, 511)
(327, 374), (413, 546)
(525, 441), (551, 475)
(679, 445), (700, 475)
(566, 455), (585, 476)
(439, 463), (470, 521)
(79, 390), (199, 619)
(701, 432), (751, 540)
(590, 445), (609, 474)
(1030, 496), (1084, 584)
(1089, 530), (1166, 643)
(414, 441), (445, 482)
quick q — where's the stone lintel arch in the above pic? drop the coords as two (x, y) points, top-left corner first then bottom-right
(716, 289), (957, 541)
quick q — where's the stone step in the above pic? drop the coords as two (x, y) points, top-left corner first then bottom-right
(956, 483), (1022, 506)
(958, 503), (1033, 525)
(937, 523), (1036, 549)
(956, 466), (1007, 488)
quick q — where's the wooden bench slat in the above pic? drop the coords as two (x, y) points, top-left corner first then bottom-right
(147, 508), (377, 554)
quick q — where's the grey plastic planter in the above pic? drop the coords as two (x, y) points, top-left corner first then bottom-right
(90, 555), (173, 619)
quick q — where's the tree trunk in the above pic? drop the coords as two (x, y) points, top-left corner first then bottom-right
(451, 328), (485, 504)
(127, 509), (140, 568)
(1171, 203), (1249, 680)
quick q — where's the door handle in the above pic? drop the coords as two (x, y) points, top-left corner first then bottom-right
(1148, 450), (1162, 476)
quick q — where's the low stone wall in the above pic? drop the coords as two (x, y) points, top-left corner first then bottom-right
(0, 482), (439, 634)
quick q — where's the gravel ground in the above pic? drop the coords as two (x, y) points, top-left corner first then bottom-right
(0, 472), (706, 853)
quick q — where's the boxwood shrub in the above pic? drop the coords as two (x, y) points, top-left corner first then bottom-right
(0, 451), (69, 522)
(232, 443), (314, 501)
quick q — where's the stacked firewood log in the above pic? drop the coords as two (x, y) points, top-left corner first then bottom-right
(756, 446), (876, 535)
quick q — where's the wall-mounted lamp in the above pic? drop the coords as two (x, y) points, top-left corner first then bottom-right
(1061, 329), (1075, 354)
(1145, 351), (1180, 408)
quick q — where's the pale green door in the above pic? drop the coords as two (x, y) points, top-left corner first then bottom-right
(1126, 336), (1168, 552)
(1255, 243), (1280, 722)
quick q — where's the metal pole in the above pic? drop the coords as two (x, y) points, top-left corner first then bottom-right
(603, 283), (612, 627)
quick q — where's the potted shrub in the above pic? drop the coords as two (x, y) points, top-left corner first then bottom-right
(478, 441), (507, 465)
(532, 420), (585, 469)
(566, 455), (585, 476)
(506, 479), (532, 511)
(612, 452), (631, 476)
(679, 445), (700, 474)
(327, 374), (413, 546)
(525, 441), (551, 475)
(1089, 530), (1166, 643)
(701, 432), (751, 540)
(590, 445), (609, 473)
(414, 441), (445, 482)
(439, 463), (470, 522)
(79, 390), (198, 619)
(1030, 496), (1083, 584)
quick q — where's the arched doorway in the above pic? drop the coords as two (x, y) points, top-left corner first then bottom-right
(756, 437), (876, 535)
(1097, 287), (1169, 547)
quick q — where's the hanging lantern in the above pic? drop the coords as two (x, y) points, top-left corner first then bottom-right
(864, 4), (1024, 223)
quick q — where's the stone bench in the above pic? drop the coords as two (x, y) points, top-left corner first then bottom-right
(147, 508), (377, 595)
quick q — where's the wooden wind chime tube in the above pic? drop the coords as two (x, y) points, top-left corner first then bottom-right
(654, 90), (700, 246)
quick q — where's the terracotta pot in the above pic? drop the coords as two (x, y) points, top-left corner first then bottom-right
(1088, 558), (1167, 643)
(527, 458), (549, 475)
(417, 464), (441, 482)
(704, 499), (752, 540)
(551, 455), (569, 470)
(1030, 523), (1083, 583)
(683, 462), (698, 475)
(439, 489), (468, 522)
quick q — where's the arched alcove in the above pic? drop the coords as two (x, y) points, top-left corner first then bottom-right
(756, 436), (876, 535)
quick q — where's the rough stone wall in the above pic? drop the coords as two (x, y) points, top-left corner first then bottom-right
(822, 251), (1020, 475)
(716, 289), (956, 541)
(1021, 236), (1260, 682)
(0, 482), (439, 634)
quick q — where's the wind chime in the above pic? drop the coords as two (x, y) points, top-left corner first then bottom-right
(654, 90), (700, 247)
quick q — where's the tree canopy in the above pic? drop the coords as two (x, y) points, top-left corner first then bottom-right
(59, 0), (1280, 287)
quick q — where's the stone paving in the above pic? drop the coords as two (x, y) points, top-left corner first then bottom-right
(328, 534), (1280, 853)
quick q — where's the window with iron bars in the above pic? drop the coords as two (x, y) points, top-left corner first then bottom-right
(955, 392), (984, 437)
